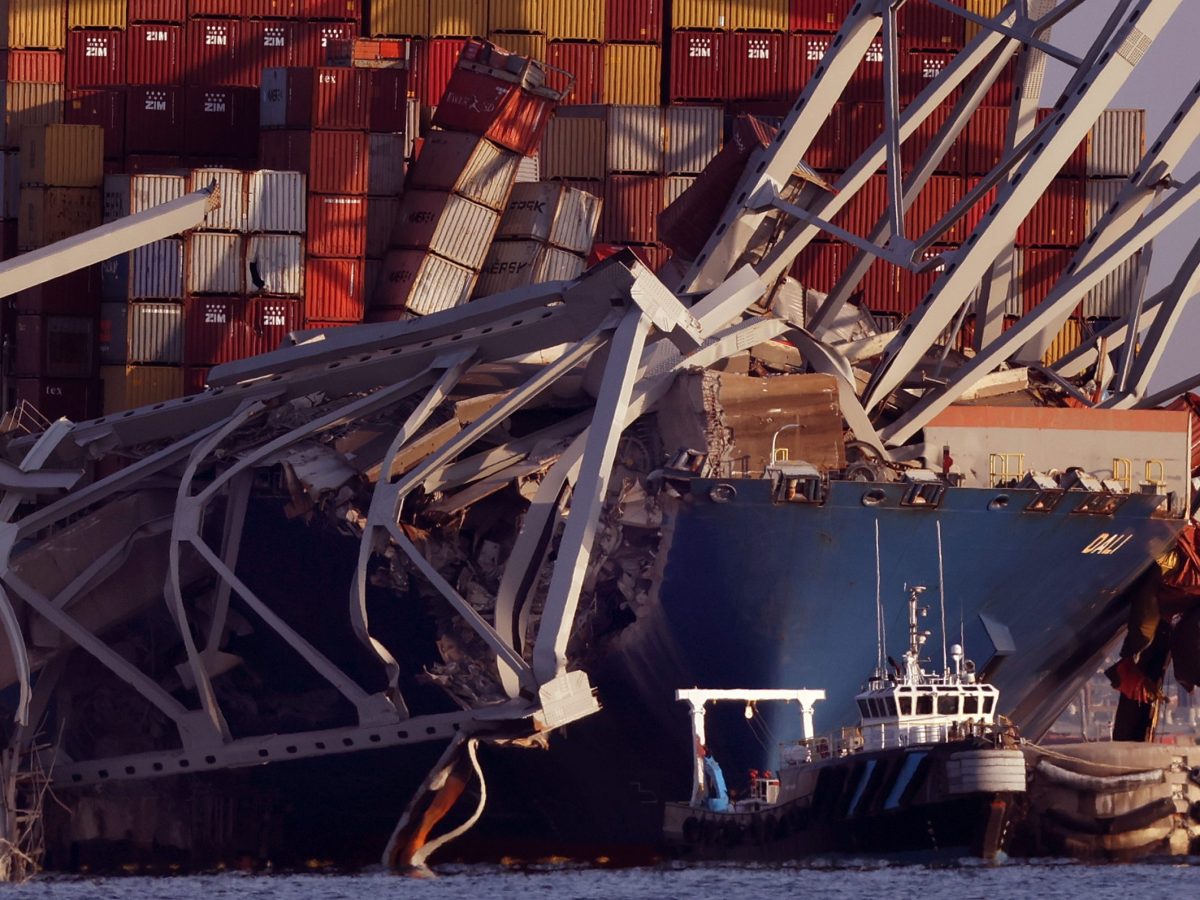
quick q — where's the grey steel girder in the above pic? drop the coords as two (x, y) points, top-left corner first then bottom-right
(862, 0), (1182, 413)
(1052, 290), (1167, 378)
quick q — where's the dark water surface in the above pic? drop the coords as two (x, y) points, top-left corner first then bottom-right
(4, 860), (1198, 899)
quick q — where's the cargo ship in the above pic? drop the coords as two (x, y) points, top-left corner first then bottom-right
(1, 0), (1198, 874)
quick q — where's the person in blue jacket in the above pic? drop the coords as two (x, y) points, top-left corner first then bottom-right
(699, 745), (730, 812)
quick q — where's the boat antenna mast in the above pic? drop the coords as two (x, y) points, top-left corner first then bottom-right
(903, 585), (931, 683)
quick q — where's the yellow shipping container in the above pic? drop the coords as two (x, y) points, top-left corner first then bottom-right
(545, 2), (603, 41)
(3, 82), (65, 150)
(541, 115), (606, 179)
(603, 44), (661, 106)
(489, 32), (547, 61)
(489, 0), (544, 33)
(8, 0), (67, 50)
(1042, 318), (1082, 366)
(965, 0), (1007, 40)
(101, 365), (184, 414)
(726, 0), (787, 32)
(20, 124), (105, 188)
(370, 0), (430, 37)
(430, 0), (489, 37)
(672, 0), (725, 31)
(18, 186), (102, 250)
(66, 0), (126, 30)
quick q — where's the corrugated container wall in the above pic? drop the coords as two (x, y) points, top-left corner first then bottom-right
(606, 105), (663, 174)
(65, 31), (126, 89)
(540, 112), (606, 180)
(489, 33), (546, 65)
(101, 365), (183, 413)
(4, 85), (65, 142)
(18, 187), (101, 249)
(603, 174), (662, 244)
(20, 124), (104, 187)
(393, 190), (500, 269)
(367, 196), (401, 257)
(607, 0), (661, 43)
(379, 248), (476, 316)
(964, 0), (1007, 39)
(1042, 318), (1082, 366)
(65, 88), (125, 160)
(1085, 177), (1123, 234)
(6, 50), (67, 84)
(429, 0), (489, 38)
(1082, 252), (1142, 319)
(106, 173), (185, 218)
(245, 234), (304, 296)
(726, 0), (787, 32)
(1087, 109), (1144, 178)
(407, 131), (520, 210)
(130, 239), (185, 300)
(9, 1), (67, 51)
(183, 296), (252, 367)
(547, 40), (603, 106)
(545, 4), (603, 42)
(604, 44), (661, 106)
(367, 133), (407, 195)
(258, 130), (369, 194)
(497, 182), (602, 253)
(663, 175), (694, 210)
(127, 302), (185, 365)
(191, 168), (247, 232)
(67, 0), (126, 29)
(725, 32), (786, 102)
(187, 232), (244, 294)
(247, 170), (306, 234)
(305, 256), (365, 322)
(664, 106), (722, 175)
(370, 0), (429, 37)
(490, 0), (545, 33)
(672, 0), (724, 30)
(474, 241), (584, 296)
(669, 31), (721, 102)
(307, 194), (367, 257)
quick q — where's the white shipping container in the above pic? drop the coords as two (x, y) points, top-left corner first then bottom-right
(550, 186), (602, 254)
(665, 105), (722, 175)
(392, 190), (500, 270)
(379, 248), (477, 316)
(515, 155), (540, 183)
(405, 97), (421, 160)
(1082, 251), (1143, 319)
(187, 232), (243, 294)
(367, 196), (401, 258)
(1084, 177), (1124, 234)
(127, 301), (185, 365)
(130, 239), (184, 300)
(606, 105), (665, 174)
(189, 167), (247, 232)
(368, 133), (407, 196)
(1087, 109), (1144, 178)
(247, 169), (306, 233)
(541, 112), (606, 180)
(474, 240), (585, 297)
(495, 182), (601, 254)
(244, 234), (304, 296)
(408, 131), (521, 211)
(365, 257), (383, 306)
(258, 68), (289, 129)
(103, 173), (187, 223)
(664, 175), (695, 209)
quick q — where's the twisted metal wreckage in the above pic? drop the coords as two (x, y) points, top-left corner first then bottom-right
(2, 0), (1200, 871)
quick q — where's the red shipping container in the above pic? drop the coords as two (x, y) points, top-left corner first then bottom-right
(831, 173), (886, 236)
(790, 1), (854, 33)
(307, 194), (368, 257)
(963, 178), (998, 235)
(419, 38), (465, 108)
(247, 296), (303, 354)
(899, 0), (966, 52)
(790, 240), (846, 293)
(304, 0), (361, 20)
(14, 269), (101, 316)
(432, 41), (558, 155)
(964, 106), (1009, 175)
(259, 130), (369, 193)
(15, 378), (100, 422)
(603, 175), (664, 244)
(183, 85), (260, 160)
(190, 0), (241, 15)
(186, 18), (252, 87)
(788, 33), (882, 103)
(183, 295), (253, 366)
(246, 19), (303, 75)
(1017, 177), (1086, 247)
(247, 0), (300, 17)
(184, 367), (210, 395)
(1020, 247), (1077, 313)
(725, 32), (785, 102)
(127, 85), (186, 154)
(1037, 107), (1087, 177)
(298, 21), (358, 68)
(859, 257), (901, 313)
(8, 51), (66, 84)
(838, 101), (882, 171)
(127, 25), (185, 85)
(900, 51), (957, 106)
(304, 257), (366, 322)
(547, 41), (603, 106)
(65, 89), (126, 160)
(983, 58), (1016, 107)
(67, 30), (126, 90)
(897, 245), (957, 311)
(606, 0), (661, 43)
(906, 174), (965, 243)
(368, 68), (409, 132)
(261, 67), (369, 130)
(901, 101), (965, 176)
(130, 0), (187, 22)
(670, 31), (722, 102)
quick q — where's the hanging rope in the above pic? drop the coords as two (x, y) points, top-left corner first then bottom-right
(936, 520), (948, 673)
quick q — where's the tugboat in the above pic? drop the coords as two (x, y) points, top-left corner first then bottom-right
(663, 586), (1027, 861)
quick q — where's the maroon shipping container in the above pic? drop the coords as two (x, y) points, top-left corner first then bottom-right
(307, 194), (368, 257)
(1018, 177), (1086, 247)
(606, 0), (661, 43)
(789, 33), (883, 103)
(259, 130), (368, 193)
(247, 296), (302, 355)
(983, 58), (1016, 107)
(419, 38), (466, 109)
(838, 102), (882, 171)
(432, 41), (557, 155)
(298, 21), (357, 68)
(368, 68), (408, 132)
(66, 89), (126, 160)
(127, 25), (185, 85)
(7, 51), (66, 85)
(261, 67), (369, 130)
(190, 0), (241, 15)
(906, 174), (965, 243)
(184, 85), (259, 159)
(14, 269), (101, 316)
(304, 256), (366, 322)
(0, 221), (17, 261)
(183, 366), (210, 395)
(186, 18), (251, 87)
(901, 101), (965, 176)
(790, 1), (854, 33)
(130, 0), (187, 22)
(247, 1), (301, 18)
(125, 85), (185, 154)
(604, 175), (663, 244)
(964, 105), (1009, 176)
(899, 0), (966, 52)
(1037, 107), (1087, 177)
(126, 154), (185, 172)
(858, 257), (901, 312)
(831, 173), (886, 236)
(897, 245), (957, 311)
(900, 51), (956, 106)
(304, 0), (361, 20)
(66, 30), (126, 90)
(246, 19), (303, 74)
(963, 178), (998, 235)
(547, 41), (603, 106)
(14, 316), (98, 379)
(670, 31), (722, 102)
(790, 240), (845, 293)
(14, 377), (101, 422)
(1021, 247), (1077, 313)
(725, 32), (786, 102)
(183, 295), (253, 366)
